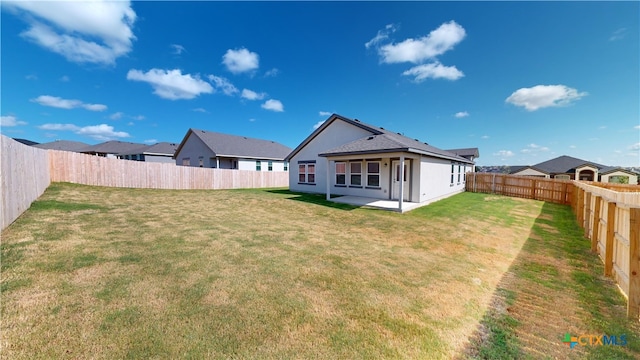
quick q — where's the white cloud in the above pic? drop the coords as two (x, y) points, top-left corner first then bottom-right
(130, 115), (145, 121)
(1, 115), (27, 127)
(313, 120), (325, 130)
(222, 48), (259, 74)
(192, 108), (208, 113)
(493, 150), (514, 157)
(208, 75), (238, 96)
(241, 89), (266, 100)
(378, 21), (465, 64)
(144, 139), (157, 144)
(31, 95), (107, 111)
(264, 68), (279, 77)
(630, 143), (640, 151)
(569, 145), (576, 149)
(634, 125), (640, 130)
(261, 99), (284, 112)
(38, 122), (129, 141)
(170, 44), (185, 55)
(610, 28), (626, 41)
(5, 0), (136, 65)
(319, 111), (332, 117)
(25, 74), (38, 80)
(402, 62), (464, 82)
(60, 75), (70, 82)
(127, 69), (213, 100)
(454, 111), (469, 118)
(521, 143), (550, 153)
(365, 23), (397, 49)
(110, 112), (124, 120)
(481, 135), (489, 139)
(506, 85), (587, 111)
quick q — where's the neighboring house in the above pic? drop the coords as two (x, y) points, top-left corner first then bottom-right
(285, 113), (478, 211)
(174, 128), (292, 171)
(509, 155), (638, 184)
(80, 140), (147, 158)
(33, 140), (89, 152)
(13, 138), (39, 146)
(118, 142), (178, 163)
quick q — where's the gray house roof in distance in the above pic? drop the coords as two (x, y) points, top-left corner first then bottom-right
(80, 140), (147, 154)
(288, 113), (474, 164)
(13, 138), (39, 146)
(119, 142), (179, 156)
(175, 129), (292, 160)
(34, 140), (90, 152)
(445, 148), (480, 158)
(523, 155), (605, 174)
(599, 166), (639, 176)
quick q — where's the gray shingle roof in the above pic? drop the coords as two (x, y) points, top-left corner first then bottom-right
(526, 155), (605, 174)
(306, 114), (474, 164)
(177, 129), (292, 160)
(80, 140), (147, 154)
(34, 140), (90, 152)
(446, 148), (480, 158)
(13, 138), (39, 146)
(118, 142), (178, 156)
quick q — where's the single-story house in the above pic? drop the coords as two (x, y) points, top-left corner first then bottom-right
(80, 140), (147, 158)
(509, 155), (638, 184)
(446, 148), (480, 162)
(285, 113), (478, 211)
(118, 142), (178, 163)
(174, 128), (292, 171)
(33, 140), (90, 152)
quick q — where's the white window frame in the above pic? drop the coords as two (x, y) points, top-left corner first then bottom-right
(350, 161), (362, 187)
(335, 162), (346, 186)
(366, 161), (380, 188)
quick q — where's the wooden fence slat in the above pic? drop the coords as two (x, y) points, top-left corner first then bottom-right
(605, 201), (616, 277)
(591, 196), (601, 252)
(629, 208), (640, 319)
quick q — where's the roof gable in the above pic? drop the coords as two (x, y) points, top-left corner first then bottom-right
(288, 113), (475, 163)
(79, 140), (145, 154)
(33, 140), (89, 152)
(530, 155), (605, 174)
(176, 129), (291, 160)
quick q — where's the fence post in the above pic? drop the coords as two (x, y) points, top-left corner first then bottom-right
(491, 173), (496, 194)
(605, 201), (616, 277)
(628, 207), (640, 319)
(584, 192), (592, 238)
(473, 172), (477, 193)
(530, 178), (536, 200)
(591, 196), (601, 253)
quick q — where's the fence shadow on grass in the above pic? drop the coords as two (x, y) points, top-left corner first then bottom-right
(458, 201), (639, 359)
(265, 189), (358, 211)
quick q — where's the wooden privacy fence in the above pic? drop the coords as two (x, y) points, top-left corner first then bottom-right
(466, 172), (640, 318)
(49, 150), (289, 190)
(466, 172), (573, 204)
(573, 181), (640, 319)
(1, 136), (51, 230)
(1, 135), (289, 231)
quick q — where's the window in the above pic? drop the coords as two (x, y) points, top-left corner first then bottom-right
(256, 161), (261, 171)
(555, 174), (571, 180)
(139, 155), (145, 161)
(182, 158), (190, 166)
(307, 164), (315, 183)
(199, 157), (204, 167)
(268, 161), (273, 171)
(463, 166), (467, 182)
(457, 164), (461, 183)
(298, 164), (306, 182)
(350, 162), (362, 186)
(366, 161), (380, 187)
(335, 162), (346, 185)
(284, 162), (288, 171)
(609, 175), (629, 184)
(451, 163), (455, 184)
(298, 162), (316, 184)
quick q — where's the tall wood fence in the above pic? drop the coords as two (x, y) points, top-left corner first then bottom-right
(1, 136), (51, 230)
(1, 135), (289, 230)
(466, 172), (573, 204)
(466, 172), (640, 318)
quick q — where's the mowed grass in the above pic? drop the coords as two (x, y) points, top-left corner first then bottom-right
(0, 183), (637, 359)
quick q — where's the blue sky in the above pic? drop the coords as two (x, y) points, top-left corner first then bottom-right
(1, 1), (638, 167)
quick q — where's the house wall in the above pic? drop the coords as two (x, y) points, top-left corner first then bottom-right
(237, 159), (287, 172)
(175, 133), (216, 167)
(601, 171), (638, 184)
(143, 155), (175, 164)
(418, 156), (468, 204)
(513, 168), (549, 177)
(323, 155), (402, 200)
(289, 120), (373, 194)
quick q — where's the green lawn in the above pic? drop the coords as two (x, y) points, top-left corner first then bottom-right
(1, 183), (637, 359)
